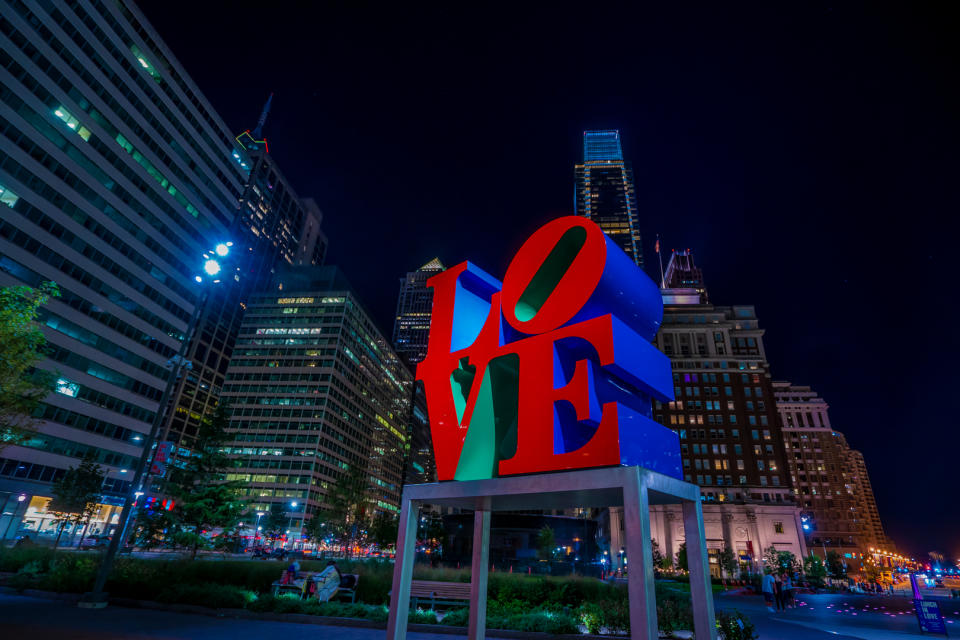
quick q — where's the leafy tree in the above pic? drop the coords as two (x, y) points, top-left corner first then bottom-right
(825, 550), (848, 579)
(675, 542), (689, 571)
(803, 553), (827, 588)
(161, 404), (244, 559)
(319, 463), (369, 555)
(47, 454), (104, 549)
(302, 513), (328, 549)
(0, 282), (59, 451)
(862, 562), (882, 582)
(718, 546), (739, 579)
(651, 538), (664, 569)
(133, 505), (177, 550)
(368, 511), (399, 549)
(536, 525), (557, 560)
(260, 503), (288, 543)
(763, 546), (798, 577)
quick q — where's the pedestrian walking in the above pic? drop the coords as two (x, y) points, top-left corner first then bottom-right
(783, 575), (795, 608)
(774, 575), (785, 611)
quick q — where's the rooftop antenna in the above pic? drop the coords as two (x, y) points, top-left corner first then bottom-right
(656, 234), (666, 289)
(252, 93), (273, 140)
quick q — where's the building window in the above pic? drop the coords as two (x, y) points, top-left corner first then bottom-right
(774, 521), (784, 534)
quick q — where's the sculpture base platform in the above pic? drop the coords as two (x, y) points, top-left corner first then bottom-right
(385, 466), (716, 640)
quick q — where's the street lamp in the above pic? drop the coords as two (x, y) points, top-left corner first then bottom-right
(85, 242), (236, 607)
(1, 494), (27, 544)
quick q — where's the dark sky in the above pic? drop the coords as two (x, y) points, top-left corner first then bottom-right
(140, 1), (957, 558)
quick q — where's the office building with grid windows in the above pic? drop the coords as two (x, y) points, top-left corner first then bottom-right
(0, 0), (322, 541)
(221, 266), (411, 541)
(574, 130), (644, 269)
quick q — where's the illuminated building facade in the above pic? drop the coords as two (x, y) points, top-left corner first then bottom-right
(221, 266), (411, 539)
(607, 250), (805, 575)
(775, 381), (893, 568)
(0, 0), (322, 540)
(574, 130), (643, 269)
(392, 258), (443, 485)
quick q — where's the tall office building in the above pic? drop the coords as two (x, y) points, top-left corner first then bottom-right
(774, 381), (893, 568)
(221, 266), (412, 539)
(392, 258), (443, 370)
(0, 0), (321, 540)
(574, 130), (643, 269)
(391, 258), (444, 485)
(608, 250), (806, 575)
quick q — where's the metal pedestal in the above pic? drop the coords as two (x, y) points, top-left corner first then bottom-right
(385, 465), (716, 640)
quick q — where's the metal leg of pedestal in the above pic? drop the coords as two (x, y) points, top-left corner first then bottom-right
(386, 494), (418, 640)
(468, 509), (491, 640)
(624, 470), (658, 639)
(683, 500), (718, 640)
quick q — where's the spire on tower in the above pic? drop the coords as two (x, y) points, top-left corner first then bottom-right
(252, 93), (273, 139)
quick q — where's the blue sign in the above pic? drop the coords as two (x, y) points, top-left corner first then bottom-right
(914, 599), (947, 635)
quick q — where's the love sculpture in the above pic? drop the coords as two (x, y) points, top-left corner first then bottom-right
(417, 215), (681, 480)
(387, 217), (717, 640)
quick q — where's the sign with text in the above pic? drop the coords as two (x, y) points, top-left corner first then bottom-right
(914, 600), (947, 635)
(417, 216), (680, 481)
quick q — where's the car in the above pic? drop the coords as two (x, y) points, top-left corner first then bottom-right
(79, 535), (110, 549)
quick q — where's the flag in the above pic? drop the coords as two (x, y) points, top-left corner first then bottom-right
(654, 237), (660, 253)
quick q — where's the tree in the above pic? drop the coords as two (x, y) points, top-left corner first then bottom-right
(0, 282), (59, 452)
(825, 550), (847, 579)
(47, 454), (104, 549)
(319, 462), (369, 556)
(302, 513), (328, 549)
(260, 503), (288, 543)
(536, 525), (557, 560)
(161, 404), (244, 559)
(718, 546), (739, 579)
(651, 539), (665, 569)
(763, 546), (798, 577)
(675, 542), (689, 572)
(803, 553), (827, 588)
(368, 511), (399, 549)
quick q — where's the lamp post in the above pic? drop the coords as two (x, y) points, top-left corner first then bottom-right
(83, 242), (235, 607)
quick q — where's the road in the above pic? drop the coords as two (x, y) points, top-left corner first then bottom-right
(718, 589), (960, 639)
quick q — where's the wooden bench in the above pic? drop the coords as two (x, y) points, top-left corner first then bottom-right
(272, 571), (320, 598)
(335, 573), (360, 603)
(407, 580), (471, 610)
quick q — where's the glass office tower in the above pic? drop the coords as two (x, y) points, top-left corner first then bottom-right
(574, 130), (644, 269)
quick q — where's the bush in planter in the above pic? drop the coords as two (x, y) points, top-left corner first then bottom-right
(0, 548), (56, 573)
(579, 601), (604, 635)
(440, 607), (470, 627)
(716, 610), (758, 640)
(155, 582), (254, 609)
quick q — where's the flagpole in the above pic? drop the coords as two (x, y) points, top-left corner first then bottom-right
(656, 234), (666, 288)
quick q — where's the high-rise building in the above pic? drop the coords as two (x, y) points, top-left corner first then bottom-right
(391, 258), (444, 485)
(774, 381), (894, 568)
(221, 266), (412, 539)
(611, 250), (806, 575)
(0, 0), (321, 540)
(392, 258), (443, 370)
(663, 248), (708, 303)
(574, 130), (643, 269)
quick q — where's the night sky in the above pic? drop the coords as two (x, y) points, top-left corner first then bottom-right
(140, 2), (957, 558)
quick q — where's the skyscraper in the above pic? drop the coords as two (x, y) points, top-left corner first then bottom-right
(774, 381), (893, 567)
(221, 266), (411, 539)
(0, 0), (321, 540)
(574, 130), (643, 269)
(392, 258), (444, 370)
(392, 258), (444, 485)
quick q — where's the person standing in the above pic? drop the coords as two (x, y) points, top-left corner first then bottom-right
(774, 574), (785, 611)
(762, 570), (777, 613)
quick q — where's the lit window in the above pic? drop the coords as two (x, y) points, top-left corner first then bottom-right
(0, 183), (19, 208)
(56, 378), (80, 398)
(53, 107), (91, 141)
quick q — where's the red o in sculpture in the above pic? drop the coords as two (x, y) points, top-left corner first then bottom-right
(500, 217), (607, 335)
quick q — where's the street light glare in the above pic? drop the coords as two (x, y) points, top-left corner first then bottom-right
(203, 259), (221, 276)
(215, 243), (230, 257)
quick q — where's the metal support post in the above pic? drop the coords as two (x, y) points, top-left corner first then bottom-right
(386, 493), (419, 640)
(683, 500), (718, 640)
(623, 469), (658, 639)
(468, 509), (491, 640)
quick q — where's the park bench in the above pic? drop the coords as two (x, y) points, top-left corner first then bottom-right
(272, 571), (321, 598)
(406, 580), (472, 610)
(334, 573), (360, 603)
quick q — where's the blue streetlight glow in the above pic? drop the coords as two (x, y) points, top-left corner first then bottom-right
(195, 276), (202, 283)
(203, 259), (221, 276)
(215, 243), (230, 257)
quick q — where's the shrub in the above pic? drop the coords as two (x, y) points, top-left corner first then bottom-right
(440, 607), (470, 626)
(579, 602), (603, 634)
(716, 610), (758, 640)
(155, 582), (254, 609)
(409, 608), (439, 624)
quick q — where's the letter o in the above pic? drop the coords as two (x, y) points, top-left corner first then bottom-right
(500, 216), (607, 335)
